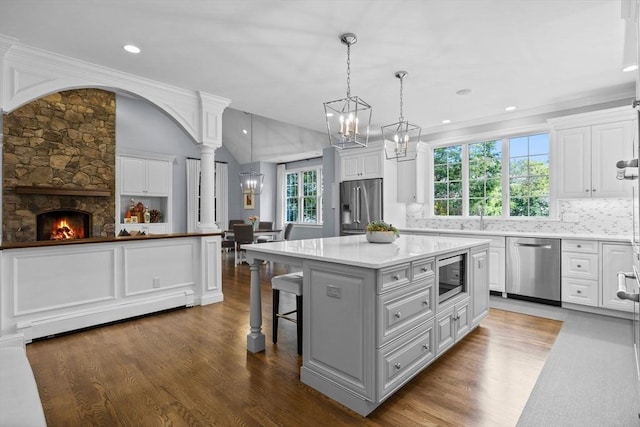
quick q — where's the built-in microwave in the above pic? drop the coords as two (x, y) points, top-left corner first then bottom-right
(437, 252), (467, 305)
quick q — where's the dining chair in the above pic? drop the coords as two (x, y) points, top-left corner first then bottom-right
(256, 221), (274, 243)
(233, 224), (254, 265)
(271, 222), (302, 354)
(223, 219), (245, 252)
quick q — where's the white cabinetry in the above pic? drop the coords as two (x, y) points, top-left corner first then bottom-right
(601, 243), (634, 312)
(116, 152), (174, 235)
(339, 147), (383, 181)
(551, 108), (635, 199)
(561, 238), (634, 316)
(561, 239), (599, 306)
(396, 143), (427, 203)
(435, 298), (470, 355)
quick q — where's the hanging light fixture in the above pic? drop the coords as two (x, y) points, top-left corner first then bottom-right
(381, 71), (421, 162)
(323, 32), (372, 149)
(239, 112), (264, 195)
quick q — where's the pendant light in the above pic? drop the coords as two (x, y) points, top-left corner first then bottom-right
(239, 113), (264, 195)
(381, 71), (421, 162)
(323, 32), (372, 150)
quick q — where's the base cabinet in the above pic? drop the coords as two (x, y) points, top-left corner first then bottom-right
(601, 243), (634, 312)
(301, 244), (489, 416)
(435, 298), (470, 355)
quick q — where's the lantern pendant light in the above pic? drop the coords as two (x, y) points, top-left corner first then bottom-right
(239, 113), (264, 195)
(381, 71), (421, 162)
(323, 33), (372, 150)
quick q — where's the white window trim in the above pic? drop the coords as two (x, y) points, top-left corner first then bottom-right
(284, 165), (324, 225)
(427, 125), (556, 219)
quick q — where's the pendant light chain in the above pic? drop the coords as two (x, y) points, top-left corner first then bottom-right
(345, 42), (351, 98)
(399, 74), (404, 122)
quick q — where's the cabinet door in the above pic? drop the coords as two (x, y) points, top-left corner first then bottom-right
(489, 246), (505, 293)
(361, 151), (383, 179)
(120, 157), (146, 195)
(455, 300), (471, 339)
(471, 250), (490, 326)
(591, 121), (633, 198)
(555, 127), (591, 198)
(435, 307), (455, 356)
(145, 159), (170, 196)
(340, 155), (361, 181)
(601, 243), (634, 312)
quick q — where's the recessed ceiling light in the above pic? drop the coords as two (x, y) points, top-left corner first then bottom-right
(456, 89), (472, 96)
(123, 44), (141, 54)
(242, 129), (248, 134)
(442, 119), (451, 124)
(505, 106), (517, 111)
(623, 64), (638, 72)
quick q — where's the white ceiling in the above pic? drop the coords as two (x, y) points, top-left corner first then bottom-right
(0, 0), (636, 164)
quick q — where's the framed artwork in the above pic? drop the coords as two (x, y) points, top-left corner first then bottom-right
(243, 192), (255, 209)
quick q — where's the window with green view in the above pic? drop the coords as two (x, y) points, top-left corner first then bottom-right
(469, 140), (502, 216)
(509, 133), (550, 216)
(433, 145), (463, 215)
(285, 167), (323, 224)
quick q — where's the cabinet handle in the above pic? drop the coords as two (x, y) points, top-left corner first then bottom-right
(585, 189), (590, 192)
(421, 267), (428, 272)
(577, 264), (582, 268)
(392, 274), (400, 280)
(422, 300), (429, 307)
(394, 312), (402, 319)
(577, 290), (582, 294)
(422, 344), (429, 351)
(577, 245), (582, 248)
(394, 363), (401, 370)
(592, 189), (597, 192)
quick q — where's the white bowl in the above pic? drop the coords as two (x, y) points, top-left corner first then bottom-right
(366, 231), (397, 243)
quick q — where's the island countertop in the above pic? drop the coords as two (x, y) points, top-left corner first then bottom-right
(244, 234), (489, 269)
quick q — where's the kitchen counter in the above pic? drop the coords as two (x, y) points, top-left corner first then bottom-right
(243, 234), (490, 416)
(400, 227), (631, 243)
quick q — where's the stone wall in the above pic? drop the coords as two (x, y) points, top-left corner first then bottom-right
(2, 89), (116, 242)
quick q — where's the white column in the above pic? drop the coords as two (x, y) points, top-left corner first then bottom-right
(198, 145), (218, 232)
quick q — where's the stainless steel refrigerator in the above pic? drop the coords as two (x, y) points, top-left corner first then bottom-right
(340, 178), (383, 235)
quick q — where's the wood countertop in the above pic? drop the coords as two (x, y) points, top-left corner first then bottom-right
(0, 232), (223, 250)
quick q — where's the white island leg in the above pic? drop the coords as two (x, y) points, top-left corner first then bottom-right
(246, 258), (265, 352)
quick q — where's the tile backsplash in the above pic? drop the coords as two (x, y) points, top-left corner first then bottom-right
(406, 198), (632, 236)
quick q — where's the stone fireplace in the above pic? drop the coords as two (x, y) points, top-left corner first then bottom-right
(2, 88), (116, 243)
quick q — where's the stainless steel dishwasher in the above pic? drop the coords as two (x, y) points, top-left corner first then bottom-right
(506, 237), (561, 305)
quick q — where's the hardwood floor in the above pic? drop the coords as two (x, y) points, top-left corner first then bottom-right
(26, 251), (562, 426)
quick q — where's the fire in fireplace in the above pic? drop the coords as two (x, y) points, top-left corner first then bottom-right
(36, 209), (92, 241)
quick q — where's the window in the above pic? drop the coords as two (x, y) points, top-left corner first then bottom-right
(509, 134), (550, 216)
(432, 132), (549, 218)
(433, 145), (462, 215)
(285, 167), (323, 224)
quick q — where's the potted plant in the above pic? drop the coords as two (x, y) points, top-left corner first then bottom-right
(365, 220), (399, 243)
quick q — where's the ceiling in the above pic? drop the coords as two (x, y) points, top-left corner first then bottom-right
(0, 0), (637, 164)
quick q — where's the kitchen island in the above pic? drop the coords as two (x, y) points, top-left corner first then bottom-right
(243, 234), (490, 416)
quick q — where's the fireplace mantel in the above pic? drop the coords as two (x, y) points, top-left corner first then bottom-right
(14, 186), (111, 197)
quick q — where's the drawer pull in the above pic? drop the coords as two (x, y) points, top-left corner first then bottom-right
(577, 244), (582, 248)
(577, 290), (582, 294)
(421, 267), (428, 272)
(422, 300), (429, 307)
(392, 274), (400, 280)
(394, 312), (402, 319)
(394, 363), (401, 370)
(577, 264), (582, 268)
(422, 344), (429, 351)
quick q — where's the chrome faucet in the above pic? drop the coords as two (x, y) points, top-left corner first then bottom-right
(478, 205), (485, 230)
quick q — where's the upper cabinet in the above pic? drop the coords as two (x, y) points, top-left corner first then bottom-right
(120, 157), (171, 196)
(397, 143), (427, 203)
(339, 146), (383, 181)
(116, 151), (175, 235)
(551, 107), (635, 199)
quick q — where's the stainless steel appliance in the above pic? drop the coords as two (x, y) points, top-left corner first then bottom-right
(340, 178), (383, 235)
(437, 253), (466, 304)
(506, 237), (561, 305)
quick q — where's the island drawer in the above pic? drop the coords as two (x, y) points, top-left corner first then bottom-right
(411, 258), (434, 281)
(562, 239), (598, 254)
(378, 264), (411, 293)
(378, 319), (435, 400)
(377, 279), (434, 346)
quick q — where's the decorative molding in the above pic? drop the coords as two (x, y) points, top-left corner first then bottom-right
(0, 36), (231, 145)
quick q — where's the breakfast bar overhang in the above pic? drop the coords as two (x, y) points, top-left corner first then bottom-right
(244, 234), (490, 416)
